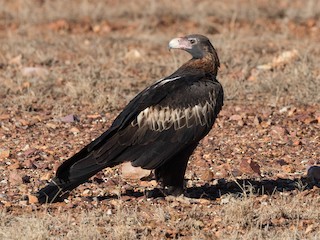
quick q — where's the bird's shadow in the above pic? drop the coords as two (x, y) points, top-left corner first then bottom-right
(92, 176), (314, 202)
(185, 177), (313, 200)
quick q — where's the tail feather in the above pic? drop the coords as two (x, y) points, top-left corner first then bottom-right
(36, 177), (73, 204)
(36, 135), (125, 203)
(36, 162), (115, 203)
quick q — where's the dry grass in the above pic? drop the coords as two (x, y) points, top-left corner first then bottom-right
(1, 191), (320, 239)
(221, 191), (320, 239)
(0, 0), (319, 115)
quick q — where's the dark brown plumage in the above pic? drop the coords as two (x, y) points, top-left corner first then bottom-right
(36, 34), (224, 203)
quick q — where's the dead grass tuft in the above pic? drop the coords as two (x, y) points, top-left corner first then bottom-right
(1, 192), (320, 239)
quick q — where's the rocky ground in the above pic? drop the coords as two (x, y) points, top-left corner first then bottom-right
(0, 0), (319, 239)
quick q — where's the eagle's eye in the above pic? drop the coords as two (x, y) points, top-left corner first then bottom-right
(189, 38), (197, 44)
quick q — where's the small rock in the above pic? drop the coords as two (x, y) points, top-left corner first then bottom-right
(9, 55), (22, 65)
(121, 196), (132, 201)
(122, 184), (133, 191)
(69, 127), (80, 134)
(198, 170), (214, 182)
(305, 224), (314, 234)
(198, 198), (211, 205)
(256, 64), (272, 70)
(260, 120), (271, 128)
(106, 209), (112, 215)
(82, 189), (92, 197)
(9, 170), (23, 185)
(276, 159), (288, 166)
(270, 126), (288, 139)
(53, 162), (61, 171)
(46, 122), (58, 129)
(279, 106), (290, 114)
(18, 119), (30, 126)
(8, 161), (21, 170)
(105, 179), (118, 187)
(257, 49), (299, 70)
(0, 193), (8, 200)
(237, 119), (245, 127)
(214, 164), (229, 178)
(40, 172), (52, 181)
(293, 140), (302, 146)
(247, 68), (259, 81)
(65, 202), (76, 209)
(287, 107), (297, 116)
(231, 168), (242, 177)
(307, 166), (320, 184)
(92, 25), (101, 33)
(28, 194), (39, 204)
(125, 49), (142, 60)
(22, 175), (31, 183)
(140, 180), (157, 187)
(47, 19), (69, 31)
(4, 201), (12, 207)
(101, 23), (112, 33)
(22, 144), (30, 151)
(253, 115), (262, 126)
(24, 148), (36, 157)
(220, 195), (232, 204)
(33, 161), (49, 170)
(240, 159), (261, 176)
(60, 114), (79, 123)
(229, 114), (242, 121)
(193, 220), (204, 228)
(21, 67), (49, 78)
(87, 114), (101, 119)
(304, 117), (318, 124)
(282, 165), (295, 173)
(273, 49), (299, 66)
(0, 114), (10, 120)
(0, 149), (10, 159)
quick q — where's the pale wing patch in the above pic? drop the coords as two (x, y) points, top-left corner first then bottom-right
(140, 76), (181, 94)
(132, 91), (216, 132)
(154, 76), (181, 87)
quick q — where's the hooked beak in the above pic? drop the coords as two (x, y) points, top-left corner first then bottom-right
(168, 37), (192, 51)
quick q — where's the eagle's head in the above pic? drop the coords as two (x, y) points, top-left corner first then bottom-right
(168, 34), (220, 76)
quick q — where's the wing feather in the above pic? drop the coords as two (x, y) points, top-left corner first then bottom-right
(90, 76), (223, 169)
(58, 73), (223, 175)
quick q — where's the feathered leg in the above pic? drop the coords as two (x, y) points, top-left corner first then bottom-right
(155, 143), (198, 196)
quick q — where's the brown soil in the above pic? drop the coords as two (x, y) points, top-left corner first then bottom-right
(0, 0), (319, 239)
